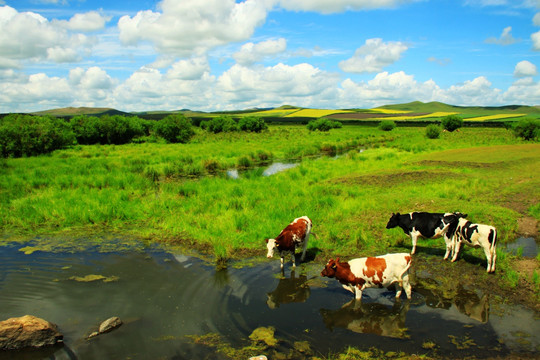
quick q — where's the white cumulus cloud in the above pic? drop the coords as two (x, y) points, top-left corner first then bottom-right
(0, 5), (97, 67)
(339, 38), (408, 73)
(54, 11), (110, 32)
(118, 0), (272, 57)
(514, 60), (538, 77)
(233, 38), (287, 66)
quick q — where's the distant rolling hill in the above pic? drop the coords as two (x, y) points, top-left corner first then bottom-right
(32, 107), (132, 117)
(21, 102), (540, 121)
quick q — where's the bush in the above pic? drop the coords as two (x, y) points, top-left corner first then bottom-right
(306, 118), (342, 132)
(425, 124), (441, 139)
(441, 115), (463, 132)
(238, 116), (267, 132)
(0, 114), (75, 157)
(154, 114), (195, 143)
(70, 114), (147, 145)
(512, 118), (540, 141)
(378, 120), (396, 131)
(202, 115), (238, 133)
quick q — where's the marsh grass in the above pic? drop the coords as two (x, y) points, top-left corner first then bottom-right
(0, 126), (538, 272)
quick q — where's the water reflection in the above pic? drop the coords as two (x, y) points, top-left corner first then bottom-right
(227, 161), (299, 179)
(320, 300), (410, 339)
(266, 271), (310, 309)
(415, 281), (489, 323)
(505, 237), (538, 258)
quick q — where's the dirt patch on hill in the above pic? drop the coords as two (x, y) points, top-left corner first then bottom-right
(333, 170), (458, 186)
(517, 217), (539, 238)
(330, 112), (430, 119)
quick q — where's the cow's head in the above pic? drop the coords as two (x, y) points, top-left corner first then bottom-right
(443, 212), (468, 225)
(321, 258), (340, 278)
(386, 213), (400, 229)
(266, 238), (276, 258)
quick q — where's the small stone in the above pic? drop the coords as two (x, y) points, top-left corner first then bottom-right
(98, 317), (122, 334)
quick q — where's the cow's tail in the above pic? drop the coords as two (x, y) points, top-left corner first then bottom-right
(397, 254), (413, 285)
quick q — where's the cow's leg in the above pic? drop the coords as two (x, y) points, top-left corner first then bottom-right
(300, 236), (309, 262)
(451, 239), (461, 262)
(490, 248), (497, 273)
(280, 256), (284, 270)
(354, 286), (363, 301)
(410, 233), (418, 254)
(402, 273), (412, 299)
(291, 252), (296, 269)
(342, 284), (355, 294)
(443, 236), (452, 260)
(395, 282), (403, 299)
(482, 246), (493, 273)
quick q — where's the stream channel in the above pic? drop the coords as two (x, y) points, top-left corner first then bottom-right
(0, 241), (539, 359)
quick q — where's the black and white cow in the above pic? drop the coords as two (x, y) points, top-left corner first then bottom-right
(386, 212), (467, 256)
(451, 217), (498, 273)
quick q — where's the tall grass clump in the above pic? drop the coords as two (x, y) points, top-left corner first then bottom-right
(425, 124), (441, 139)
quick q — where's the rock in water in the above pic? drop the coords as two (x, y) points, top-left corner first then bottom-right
(98, 317), (123, 334)
(0, 315), (63, 350)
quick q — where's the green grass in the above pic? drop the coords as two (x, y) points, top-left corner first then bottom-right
(0, 126), (538, 266)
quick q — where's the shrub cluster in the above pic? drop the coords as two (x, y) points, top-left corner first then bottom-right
(0, 114), (75, 157)
(200, 115), (268, 134)
(512, 118), (540, 141)
(153, 114), (195, 143)
(425, 124), (441, 139)
(0, 113), (201, 157)
(378, 120), (396, 131)
(441, 115), (463, 132)
(70, 114), (149, 145)
(306, 118), (343, 132)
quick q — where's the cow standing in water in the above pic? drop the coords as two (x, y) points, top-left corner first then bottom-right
(385, 212), (467, 256)
(451, 217), (498, 273)
(266, 216), (314, 270)
(321, 253), (412, 301)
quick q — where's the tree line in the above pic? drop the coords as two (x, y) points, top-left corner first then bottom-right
(0, 113), (268, 158)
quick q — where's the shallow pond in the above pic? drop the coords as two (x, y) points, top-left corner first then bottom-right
(1, 243), (539, 359)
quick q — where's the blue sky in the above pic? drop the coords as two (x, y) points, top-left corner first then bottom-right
(1, 0), (540, 112)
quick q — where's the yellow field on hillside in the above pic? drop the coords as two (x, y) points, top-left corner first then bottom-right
(246, 108), (299, 117)
(464, 114), (526, 121)
(369, 111), (458, 120)
(370, 108), (412, 114)
(283, 109), (354, 118)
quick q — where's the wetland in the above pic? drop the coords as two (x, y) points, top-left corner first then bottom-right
(0, 125), (539, 359)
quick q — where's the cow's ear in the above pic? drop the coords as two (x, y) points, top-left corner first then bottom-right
(265, 238), (269, 243)
(395, 212), (400, 216)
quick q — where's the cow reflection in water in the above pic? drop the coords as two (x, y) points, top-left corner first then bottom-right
(454, 285), (489, 323)
(267, 271), (310, 309)
(320, 300), (411, 339)
(416, 280), (489, 323)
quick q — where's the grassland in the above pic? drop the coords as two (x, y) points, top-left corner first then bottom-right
(0, 122), (538, 303)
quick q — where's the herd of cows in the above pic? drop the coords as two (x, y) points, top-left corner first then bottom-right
(265, 213), (498, 301)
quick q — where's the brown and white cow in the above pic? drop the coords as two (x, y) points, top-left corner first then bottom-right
(321, 253), (412, 301)
(451, 217), (498, 273)
(266, 216), (314, 270)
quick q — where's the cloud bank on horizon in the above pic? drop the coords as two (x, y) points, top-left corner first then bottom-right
(1, 0), (540, 112)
